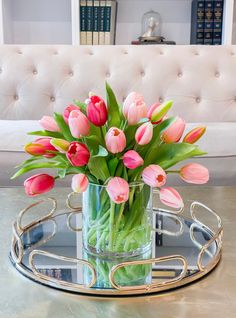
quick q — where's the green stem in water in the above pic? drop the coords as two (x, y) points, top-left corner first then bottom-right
(108, 201), (116, 251)
(115, 202), (125, 232)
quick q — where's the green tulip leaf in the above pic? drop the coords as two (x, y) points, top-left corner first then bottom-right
(92, 145), (108, 158)
(54, 113), (75, 142)
(28, 130), (64, 139)
(106, 82), (123, 128)
(107, 157), (119, 176)
(88, 157), (110, 182)
(73, 100), (87, 113)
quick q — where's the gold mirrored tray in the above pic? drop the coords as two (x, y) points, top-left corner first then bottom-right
(10, 196), (223, 296)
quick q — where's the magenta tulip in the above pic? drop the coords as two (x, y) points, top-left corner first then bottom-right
(66, 142), (90, 167)
(183, 126), (206, 144)
(105, 127), (126, 154)
(25, 138), (57, 158)
(180, 163), (209, 184)
(63, 104), (79, 124)
(123, 150), (144, 169)
(135, 122), (153, 145)
(86, 95), (108, 126)
(107, 177), (129, 204)
(68, 110), (90, 138)
(123, 92), (147, 125)
(162, 117), (186, 143)
(24, 174), (55, 196)
(39, 116), (60, 132)
(71, 174), (89, 193)
(142, 164), (167, 187)
(160, 187), (184, 209)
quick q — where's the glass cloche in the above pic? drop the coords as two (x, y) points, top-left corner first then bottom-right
(140, 10), (162, 42)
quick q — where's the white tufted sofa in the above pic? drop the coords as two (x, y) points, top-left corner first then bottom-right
(0, 45), (236, 186)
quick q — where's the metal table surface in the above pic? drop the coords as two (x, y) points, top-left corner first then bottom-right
(0, 186), (235, 318)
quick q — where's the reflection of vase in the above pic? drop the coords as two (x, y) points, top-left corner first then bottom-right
(83, 248), (152, 289)
(82, 182), (153, 258)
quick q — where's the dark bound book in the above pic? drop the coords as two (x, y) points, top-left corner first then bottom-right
(80, 0), (87, 45)
(86, 0), (94, 45)
(190, 0), (205, 44)
(99, 0), (106, 44)
(93, 0), (100, 44)
(204, 1), (214, 44)
(213, 0), (224, 45)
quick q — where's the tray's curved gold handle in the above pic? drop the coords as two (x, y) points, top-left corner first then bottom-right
(109, 255), (188, 291)
(17, 197), (57, 232)
(66, 192), (82, 211)
(190, 201), (223, 271)
(67, 211), (83, 232)
(29, 250), (96, 288)
(153, 208), (184, 237)
(11, 222), (24, 264)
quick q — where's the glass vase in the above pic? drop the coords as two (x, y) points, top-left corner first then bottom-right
(82, 182), (153, 258)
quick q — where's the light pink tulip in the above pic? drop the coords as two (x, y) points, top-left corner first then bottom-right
(107, 177), (129, 204)
(66, 142), (90, 167)
(24, 174), (55, 196)
(135, 122), (153, 145)
(162, 117), (186, 143)
(105, 127), (126, 154)
(142, 165), (167, 187)
(183, 126), (206, 144)
(39, 116), (60, 132)
(123, 92), (147, 125)
(25, 138), (57, 158)
(71, 174), (89, 193)
(123, 150), (144, 169)
(86, 95), (108, 126)
(160, 187), (184, 209)
(68, 110), (90, 138)
(63, 104), (79, 124)
(180, 163), (209, 184)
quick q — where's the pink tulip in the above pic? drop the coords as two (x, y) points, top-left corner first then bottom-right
(24, 174), (55, 196)
(68, 110), (90, 138)
(160, 187), (184, 209)
(63, 104), (79, 124)
(135, 122), (153, 145)
(107, 177), (129, 204)
(180, 163), (209, 184)
(86, 95), (108, 126)
(183, 126), (206, 144)
(25, 138), (57, 158)
(123, 92), (147, 125)
(39, 116), (60, 132)
(162, 117), (186, 143)
(123, 150), (144, 169)
(66, 142), (90, 167)
(71, 174), (89, 193)
(142, 165), (167, 187)
(105, 127), (126, 154)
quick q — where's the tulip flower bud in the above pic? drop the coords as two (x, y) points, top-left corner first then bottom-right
(160, 187), (184, 209)
(71, 174), (89, 193)
(150, 100), (173, 123)
(107, 177), (129, 204)
(183, 126), (206, 144)
(162, 117), (186, 143)
(123, 92), (147, 125)
(135, 122), (153, 145)
(123, 150), (144, 169)
(25, 138), (57, 158)
(63, 104), (80, 124)
(24, 174), (55, 196)
(66, 142), (90, 167)
(105, 127), (126, 154)
(50, 138), (70, 153)
(39, 116), (61, 132)
(68, 110), (90, 138)
(142, 164), (167, 187)
(86, 95), (108, 126)
(180, 163), (209, 184)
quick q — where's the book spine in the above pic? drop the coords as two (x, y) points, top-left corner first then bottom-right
(204, 0), (214, 44)
(93, 0), (100, 45)
(104, 1), (112, 45)
(86, 0), (93, 45)
(80, 0), (87, 45)
(190, 0), (205, 44)
(99, 0), (106, 44)
(212, 0), (224, 45)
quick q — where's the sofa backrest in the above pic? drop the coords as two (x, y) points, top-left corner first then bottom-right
(0, 45), (236, 122)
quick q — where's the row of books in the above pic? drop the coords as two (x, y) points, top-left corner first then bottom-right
(190, 0), (224, 45)
(80, 0), (117, 45)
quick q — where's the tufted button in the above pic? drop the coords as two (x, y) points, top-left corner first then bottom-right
(33, 69), (38, 75)
(14, 95), (19, 100)
(231, 52), (235, 56)
(69, 71), (74, 77)
(17, 50), (23, 55)
(234, 97), (236, 102)
(53, 51), (59, 55)
(196, 97), (201, 103)
(160, 51), (164, 55)
(159, 97), (163, 103)
(50, 96), (55, 102)
(123, 50), (128, 55)
(194, 51), (200, 56)
(89, 51), (94, 55)
(122, 96), (126, 102)
(141, 70), (145, 77)
(178, 72), (183, 78)
(215, 71), (220, 78)
(106, 71), (111, 78)
(0, 67), (2, 73)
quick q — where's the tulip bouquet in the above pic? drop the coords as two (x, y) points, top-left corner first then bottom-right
(13, 83), (208, 259)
